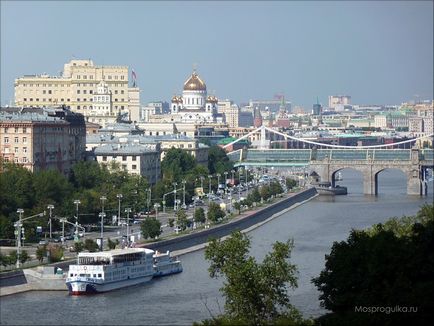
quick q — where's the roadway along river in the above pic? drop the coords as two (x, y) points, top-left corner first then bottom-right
(1, 169), (432, 325)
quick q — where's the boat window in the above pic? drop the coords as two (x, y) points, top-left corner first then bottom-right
(93, 274), (96, 278)
(70, 273), (73, 277)
(98, 274), (102, 278)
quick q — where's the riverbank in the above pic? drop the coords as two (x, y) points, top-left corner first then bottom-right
(0, 188), (318, 297)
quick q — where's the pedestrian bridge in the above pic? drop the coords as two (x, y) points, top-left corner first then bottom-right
(229, 148), (434, 195)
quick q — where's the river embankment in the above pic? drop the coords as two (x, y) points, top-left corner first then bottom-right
(0, 188), (318, 297)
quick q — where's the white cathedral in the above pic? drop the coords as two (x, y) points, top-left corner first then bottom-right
(170, 69), (219, 124)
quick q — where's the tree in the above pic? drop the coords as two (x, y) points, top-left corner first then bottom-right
(207, 202), (225, 223)
(286, 178), (297, 190)
(19, 250), (29, 264)
(203, 231), (305, 325)
(233, 202), (242, 215)
(36, 245), (46, 263)
(194, 207), (206, 224)
(312, 204), (434, 326)
(161, 148), (196, 182)
(176, 209), (189, 231)
(74, 242), (84, 253)
(107, 237), (118, 250)
(247, 187), (261, 203)
(208, 146), (233, 174)
(47, 244), (64, 262)
(84, 239), (99, 252)
(140, 217), (162, 239)
(168, 218), (175, 228)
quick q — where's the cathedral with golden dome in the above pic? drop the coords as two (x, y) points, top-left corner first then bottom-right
(170, 69), (219, 123)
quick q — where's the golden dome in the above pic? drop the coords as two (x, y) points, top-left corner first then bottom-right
(183, 71), (206, 91)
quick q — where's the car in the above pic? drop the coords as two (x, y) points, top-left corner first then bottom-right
(39, 240), (48, 245)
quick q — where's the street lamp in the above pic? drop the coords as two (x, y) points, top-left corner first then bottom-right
(216, 173), (221, 197)
(147, 188), (152, 218)
(47, 204), (54, 239)
(200, 176), (204, 192)
(73, 200), (81, 241)
(245, 168), (249, 196)
(116, 194), (123, 226)
(224, 172), (228, 194)
(231, 170), (235, 185)
(100, 196), (107, 214)
(208, 175), (212, 203)
(154, 203), (160, 220)
(15, 208), (24, 269)
(125, 208), (131, 245)
(173, 182), (178, 211)
(98, 212), (106, 250)
(182, 180), (186, 208)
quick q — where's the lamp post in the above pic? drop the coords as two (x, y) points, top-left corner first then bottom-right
(47, 204), (54, 240)
(173, 182), (178, 211)
(238, 169), (242, 200)
(245, 168), (249, 196)
(224, 172), (228, 194)
(99, 196), (106, 246)
(125, 208), (131, 245)
(231, 170), (235, 186)
(216, 173), (221, 197)
(147, 188), (152, 218)
(116, 194), (123, 226)
(15, 208), (24, 269)
(208, 175), (212, 204)
(73, 200), (81, 241)
(154, 203), (160, 220)
(182, 180), (186, 208)
(200, 176), (204, 192)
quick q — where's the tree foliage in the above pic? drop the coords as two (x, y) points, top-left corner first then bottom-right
(207, 202), (225, 222)
(140, 217), (162, 239)
(176, 209), (189, 231)
(84, 239), (99, 252)
(203, 231), (306, 325)
(312, 204), (434, 325)
(208, 146), (233, 175)
(194, 207), (206, 224)
(161, 148), (196, 182)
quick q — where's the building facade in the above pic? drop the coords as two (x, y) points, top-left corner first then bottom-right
(0, 106), (86, 175)
(328, 95), (351, 109)
(14, 59), (138, 121)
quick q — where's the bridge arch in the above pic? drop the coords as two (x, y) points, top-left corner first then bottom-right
(331, 168), (364, 193)
(374, 168), (407, 195)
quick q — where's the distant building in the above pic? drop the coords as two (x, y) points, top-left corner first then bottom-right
(14, 59), (139, 120)
(95, 143), (160, 184)
(253, 107), (263, 128)
(0, 106), (86, 175)
(248, 99), (291, 114)
(328, 95), (351, 109)
(239, 109), (254, 127)
(217, 100), (240, 128)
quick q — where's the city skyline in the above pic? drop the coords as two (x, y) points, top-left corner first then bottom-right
(1, 1), (433, 108)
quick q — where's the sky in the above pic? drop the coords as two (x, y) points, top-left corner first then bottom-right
(1, 1), (433, 108)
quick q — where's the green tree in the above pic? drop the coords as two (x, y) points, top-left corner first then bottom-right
(161, 148), (196, 182)
(7, 251), (18, 266)
(194, 207), (206, 224)
(107, 237), (118, 250)
(207, 202), (225, 223)
(0, 252), (9, 267)
(286, 178), (297, 189)
(260, 185), (271, 201)
(47, 244), (64, 262)
(33, 169), (72, 206)
(203, 231), (304, 325)
(233, 202), (242, 215)
(312, 204), (434, 326)
(247, 187), (261, 203)
(74, 241), (84, 253)
(176, 209), (189, 231)
(36, 245), (46, 263)
(208, 146), (233, 174)
(84, 239), (99, 252)
(168, 218), (175, 227)
(19, 250), (29, 264)
(140, 217), (162, 239)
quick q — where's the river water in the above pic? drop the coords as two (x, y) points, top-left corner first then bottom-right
(1, 169), (432, 325)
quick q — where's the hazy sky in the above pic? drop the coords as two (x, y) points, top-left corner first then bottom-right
(1, 1), (433, 108)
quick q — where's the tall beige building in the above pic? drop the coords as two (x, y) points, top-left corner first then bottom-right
(14, 59), (139, 121)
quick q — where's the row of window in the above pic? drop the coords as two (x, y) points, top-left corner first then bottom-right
(102, 155), (137, 162)
(75, 75), (126, 80)
(2, 156), (28, 163)
(19, 81), (128, 87)
(3, 147), (27, 153)
(3, 127), (28, 133)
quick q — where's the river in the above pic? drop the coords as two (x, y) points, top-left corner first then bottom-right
(1, 169), (432, 325)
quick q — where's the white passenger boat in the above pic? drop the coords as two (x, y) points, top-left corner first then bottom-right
(153, 250), (183, 277)
(66, 248), (155, 295)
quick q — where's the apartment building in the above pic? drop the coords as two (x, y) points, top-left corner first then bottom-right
(14, 59), (139, 121)
(0, 106), (86, 175)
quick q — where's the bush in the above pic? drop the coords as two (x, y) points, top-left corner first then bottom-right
(84, 239), (99, 252)
(47, 244), (64, 262)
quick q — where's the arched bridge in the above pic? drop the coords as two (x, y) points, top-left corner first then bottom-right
(229, 147), (433, 195)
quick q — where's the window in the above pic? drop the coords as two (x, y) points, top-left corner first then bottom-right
(121, 75), (124, 80)
(48, 90), (52, 94)
(122, 156), (127, 161)
(102, 156), (107, 161)
(108, 76), (112, 80)
(22, 157), (27, 163)
(77, 98), (80, 102)
(23, 147), (27, 153)
(15, 127), (18, 133)
(14, 157), (19, 163)
(83, 90), (87, 94)
(115, 90), (118, 94)
(14, 137), (19, 143)
(132, 164), (137, 170)
(77, 105), (81, 110)
(89, 90), (93, 94)
(14, 147), (19, 153)
(122, 164), (127, 170)
(77, 90), (80, 94)
(43, 90), (46, 94)
(132, 156), (136, 161)
(121, 90), (124, 94)
(4, 137), (8, 144)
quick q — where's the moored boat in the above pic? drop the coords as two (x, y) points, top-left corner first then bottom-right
(66, 248), (154, 295)
(153, 250), (183, 277)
